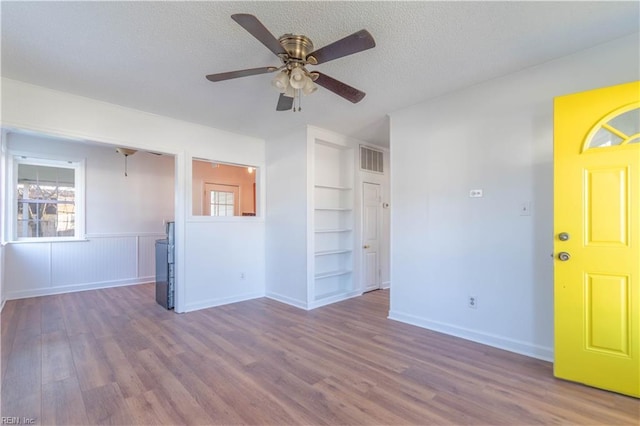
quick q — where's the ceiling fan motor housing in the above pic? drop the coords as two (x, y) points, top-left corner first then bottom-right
(278, 34), (314, 61)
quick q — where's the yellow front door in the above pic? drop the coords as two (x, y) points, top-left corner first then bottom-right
(554, 81), (639, 397)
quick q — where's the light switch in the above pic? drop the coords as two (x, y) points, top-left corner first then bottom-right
(469, 189), (483, 198)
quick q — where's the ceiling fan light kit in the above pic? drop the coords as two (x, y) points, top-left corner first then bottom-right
(271, 71), (289, 92)
(115, 147), (137, 177)
(205, 14), (375, 111)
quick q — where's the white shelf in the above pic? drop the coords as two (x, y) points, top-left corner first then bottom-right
(315, 184), (352, 191)
(315, 269), (352, 280)
(311, 139), (356, 305)
(315, 249), (352, 256)
(315, 228), (352, 233)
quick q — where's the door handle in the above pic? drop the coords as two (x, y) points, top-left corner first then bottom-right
(363, 245), (370, 249)
(558, 252), (571, 261)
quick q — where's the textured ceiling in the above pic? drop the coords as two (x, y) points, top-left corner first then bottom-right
(2, 1), (639, 147)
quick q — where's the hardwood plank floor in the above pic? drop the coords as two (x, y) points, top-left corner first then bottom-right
(1, 284), (638, 425)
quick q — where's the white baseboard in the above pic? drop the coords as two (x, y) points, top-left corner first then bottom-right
(184, 291), (264, 313)
(4, 276), (154, 301)
(308, 290), (362, 310)
(381, 281), (391, 289)
(388, 310), (553, 362)
(0, 299), (5, 312)
(265, 292), (308, 310)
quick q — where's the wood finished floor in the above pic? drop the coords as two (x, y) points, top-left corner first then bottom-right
(1, 284), (638, 425)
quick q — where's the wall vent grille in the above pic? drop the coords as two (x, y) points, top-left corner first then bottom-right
(360, 146), (384, 173)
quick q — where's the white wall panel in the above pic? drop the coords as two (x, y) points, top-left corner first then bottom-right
(138, 234), (163, 278)
(51, 237), (136, 285)
(5, 243), (51, 293)
(265, 128), (309, 307)
(4, 233), (163, 299)
(184, 221), (265, 311)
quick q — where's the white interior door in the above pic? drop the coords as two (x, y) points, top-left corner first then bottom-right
(362, 182), (381, 292)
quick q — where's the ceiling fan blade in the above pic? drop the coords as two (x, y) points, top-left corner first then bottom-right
(231, 14), (287, 57)
(314, 73), (366, 103)
(276, 93), (294, 111)
(306, 30), (375, 65)
(206, 66), (277, 82)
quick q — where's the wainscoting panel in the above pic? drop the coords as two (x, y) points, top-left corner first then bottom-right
(138, 235), (161, 278)
(5, 242), (51, 293)
(52, 237), (137, 285)
(4, 233), (163, 300)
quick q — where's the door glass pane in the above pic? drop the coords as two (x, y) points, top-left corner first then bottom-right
(607, 108), (640, 136)
(590, 128), (624, 148)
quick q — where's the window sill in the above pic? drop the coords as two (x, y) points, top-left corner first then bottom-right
(187, 215), (264, 223)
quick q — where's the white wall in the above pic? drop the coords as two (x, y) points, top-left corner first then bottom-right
(389, 34), (640, 361)
(1, 78), (266, 312)
(184, 221), (265, 311)
(265, 127), (309, 308)
(2, 132), (174, 299)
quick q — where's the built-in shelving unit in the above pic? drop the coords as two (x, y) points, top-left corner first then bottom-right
(311, 140), (356, 306)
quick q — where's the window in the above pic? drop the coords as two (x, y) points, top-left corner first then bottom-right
(205, 183), (239, 216)
(10, 155), (85, 241)
(585, 106), (640, 150)
(210, 190), (234, 216)
(192, 159), (257, 217)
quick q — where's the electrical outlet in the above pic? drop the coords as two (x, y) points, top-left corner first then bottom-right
(468, 296), (478, 309)
(469, 189), (483, 198)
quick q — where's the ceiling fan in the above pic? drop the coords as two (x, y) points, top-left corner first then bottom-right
(205, 14), (376, 111)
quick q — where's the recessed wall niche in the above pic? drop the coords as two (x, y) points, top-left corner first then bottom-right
(192, 159), (257, 216)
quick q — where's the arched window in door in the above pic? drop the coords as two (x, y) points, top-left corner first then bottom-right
(584, 105), (639, 150)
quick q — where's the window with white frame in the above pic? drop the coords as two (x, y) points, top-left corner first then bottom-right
(203, 182), (239, 216)
(11, 155), (85, 241)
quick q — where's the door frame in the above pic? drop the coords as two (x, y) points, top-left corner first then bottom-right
(355, 142), (390, 293)
(361, 181), (382, 292)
